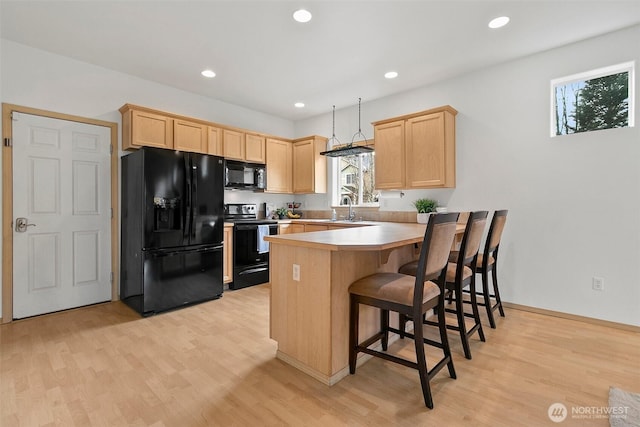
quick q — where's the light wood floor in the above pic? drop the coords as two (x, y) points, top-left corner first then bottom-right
(1, 284), (638, 427)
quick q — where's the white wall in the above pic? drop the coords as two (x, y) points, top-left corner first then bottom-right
(0, 40), (296, 319)
(296, 25), (640, 326)
(2, 23), (639, 326)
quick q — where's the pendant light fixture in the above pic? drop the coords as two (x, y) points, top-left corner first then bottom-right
(320, 98), (374, 157)
(325, 105), (341, 151)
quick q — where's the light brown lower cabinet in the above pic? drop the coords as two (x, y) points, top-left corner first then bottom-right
(304, 224), (329, 232)
(223, 225), (233, 284)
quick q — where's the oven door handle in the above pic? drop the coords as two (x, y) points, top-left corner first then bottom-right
(238, 266), (269, 276)
(234, 224), (277, 231)
(235, 224), (259, 231)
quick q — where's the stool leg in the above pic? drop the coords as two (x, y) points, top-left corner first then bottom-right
(381, 309), (389, 351)
(413, 311), (434, 409)
(455, 286), (472, 360)
(470, 274), (485, 342)
(398, 313), (406, 339)
(482, 267), (497, 329)
(437, 292), (456, 380)
(492, 262), (505, 318)
(349, 295), (359, 374)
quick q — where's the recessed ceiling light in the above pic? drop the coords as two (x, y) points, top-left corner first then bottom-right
(201, 69), (216, 78)
(384, 71), (398, 79)
(294, 102), (305, 108)
(488, 16), (510, 29)
(293, 9), (312, 23)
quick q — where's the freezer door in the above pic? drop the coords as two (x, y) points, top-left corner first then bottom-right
(189, 153), (224, 246)
(142, 245), (223, 315)
(141, 148), (189, 249)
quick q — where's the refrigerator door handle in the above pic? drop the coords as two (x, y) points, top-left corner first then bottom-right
(184, 155), (192, 241)
(191, 157), (198, 238)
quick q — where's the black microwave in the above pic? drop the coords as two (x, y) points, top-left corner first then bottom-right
(225, 160), (266, 190)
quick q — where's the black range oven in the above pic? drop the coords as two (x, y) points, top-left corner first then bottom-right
(224, 204), (278, 290)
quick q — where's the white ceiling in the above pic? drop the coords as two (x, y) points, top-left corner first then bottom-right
(2, 1), (639, 121)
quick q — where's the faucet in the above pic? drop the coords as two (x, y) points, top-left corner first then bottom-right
(346, 197), (356, 221)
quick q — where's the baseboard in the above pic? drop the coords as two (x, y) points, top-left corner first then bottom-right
(276, 331), (407, 386)
(276, 349), (376, 386)
(503, 302), (640, 333)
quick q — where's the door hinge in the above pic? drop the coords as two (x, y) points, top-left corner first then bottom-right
(4, 138), (11, 147)
(110, 207), (113, 219)
(110, 272), (114, 284)
(110, 144), (113, 154)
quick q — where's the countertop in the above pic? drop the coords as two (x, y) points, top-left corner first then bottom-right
(266, 221), (464, 251)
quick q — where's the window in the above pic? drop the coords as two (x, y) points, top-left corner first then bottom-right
(334, 151), (378, 207)
(551, 61), (635, 137)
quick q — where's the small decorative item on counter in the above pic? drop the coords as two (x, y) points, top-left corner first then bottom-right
(275, 207), (288, 219)
(413, 198), (438, 224)
(331, 209), (337, 221)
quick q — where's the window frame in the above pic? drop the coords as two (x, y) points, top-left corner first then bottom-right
(330, 142), (379, 208)
(550, 61), (635, 137)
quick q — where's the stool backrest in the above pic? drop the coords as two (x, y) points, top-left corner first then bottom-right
(413, 212), (459, 307)
(484, 210), (508, 257)
(460, 211), (489, 265)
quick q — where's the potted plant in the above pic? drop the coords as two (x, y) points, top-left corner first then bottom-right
(413, 198), (438, 224)
(275, 207), (288, 219)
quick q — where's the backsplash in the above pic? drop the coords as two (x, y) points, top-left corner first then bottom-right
(295, 209), (418, 223)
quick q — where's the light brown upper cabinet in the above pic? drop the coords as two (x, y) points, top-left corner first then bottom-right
(121, 106), (173, 150)
(223, 131), (266, 163)
(208, 126), (223, 156)
(373, 105), (457, 189)
(373, 120), (405, 190)
(245, 134), (266, 163)
(266, 138), (292, 193)
(222, 129), (245, 161)
(292, 136), (328, 194)
(174, 119), (208, 153)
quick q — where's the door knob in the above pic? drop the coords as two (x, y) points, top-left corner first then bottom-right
(15, 217), (36, 232)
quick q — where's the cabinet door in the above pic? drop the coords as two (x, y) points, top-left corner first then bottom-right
(293, 139), (313, 193)
(245, 134), (266, 163)
(174, 119), (207, 153)
(290, 224), (306, 233)
(305, 224), (329, 232)
(266, 138), (292, 193)
(223, 129), (245, 160)
(208, 126), (223, 156)
(374, 120), (405, 189)
(129, 110), (173, 149)
(278, 223), (294, 234)
(406, 112), (446, 188)
(223, 226), (233, 283)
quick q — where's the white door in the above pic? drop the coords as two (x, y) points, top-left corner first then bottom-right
(12, 112), (112, 319)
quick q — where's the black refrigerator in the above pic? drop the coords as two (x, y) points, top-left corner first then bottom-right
(120, 147), (225, 316)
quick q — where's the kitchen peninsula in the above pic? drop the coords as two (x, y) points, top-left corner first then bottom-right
(265, 221), (465, 385)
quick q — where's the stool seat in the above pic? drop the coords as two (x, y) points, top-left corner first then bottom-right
(350, 273), (440, 306)
(449, 251), (495, 268)
(400, 262), (472, 284)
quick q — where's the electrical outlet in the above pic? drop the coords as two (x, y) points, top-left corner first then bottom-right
(293, 264), (300, 282)
(592, 276), (604, 291)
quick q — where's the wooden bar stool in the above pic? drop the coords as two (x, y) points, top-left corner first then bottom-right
(475, 210), (508, 328)
(348, 212), (459, 409)
(400, 211), (488, 359)
(449, 210), (508, 328)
